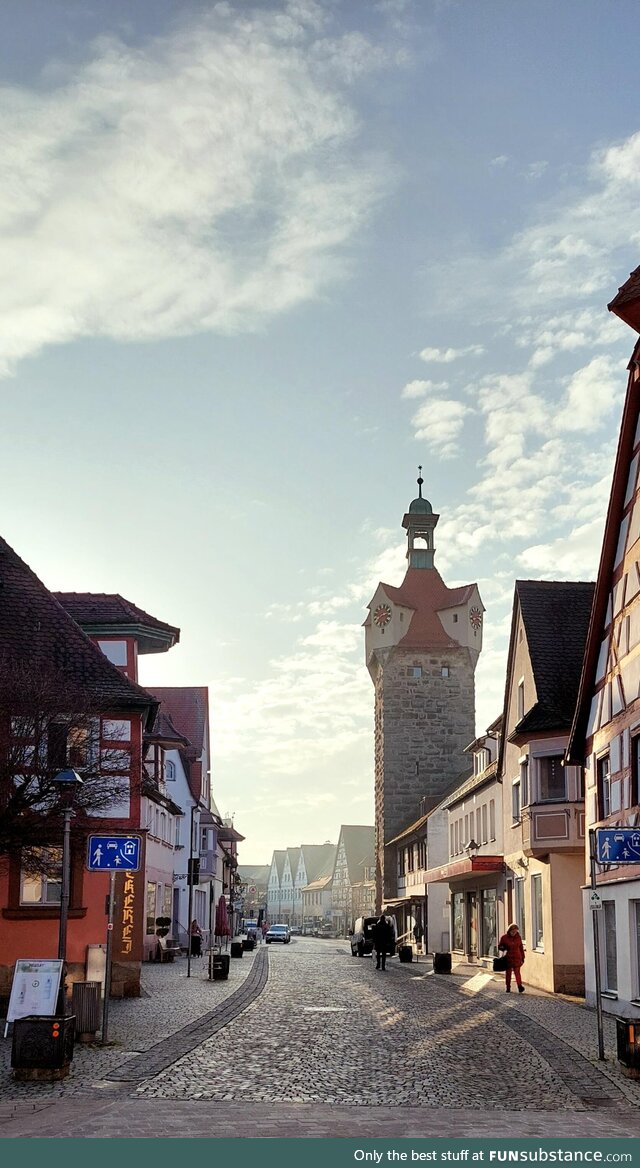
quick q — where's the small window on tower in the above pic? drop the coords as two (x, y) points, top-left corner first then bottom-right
(453, 614), (458, 623)
(412, 667), (422, 678)
(442, 666), (450, 678)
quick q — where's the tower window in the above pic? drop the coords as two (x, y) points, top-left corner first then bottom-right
(441, 666), (450, 678)
(412, 667), (422, 679)
(453, 614), (458, 623)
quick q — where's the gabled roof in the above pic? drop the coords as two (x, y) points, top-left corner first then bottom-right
(271, 850), (286, 882)
(304, 875), (332, 892)
(286, 847), (300, 877)
(151, 688), (209, 758)
(515, 580), (595, 734)
(366, 568), (477, 650)
(300, 842), (336, 883)
(568, 334), (640, 759)
(335, 825), (374, 882)
(54, 592), (179, 654)
(237, 864), (270, 885)
(0, 536), (157, 720)
(145, 710), (189, 747)
(608, 266), (640, 332)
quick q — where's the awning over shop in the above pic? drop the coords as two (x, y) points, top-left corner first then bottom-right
(424, 855), (504, 885)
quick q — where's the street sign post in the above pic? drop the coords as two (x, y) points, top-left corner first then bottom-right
(588, 890), (603, 911)
(85, 835), (142, 1044)
(87, 835), (141, 871)
(596, 828), (640, 864)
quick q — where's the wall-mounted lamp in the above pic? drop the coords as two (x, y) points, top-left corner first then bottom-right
(517, 855), (529, 869)
(466, 839), (480, 855)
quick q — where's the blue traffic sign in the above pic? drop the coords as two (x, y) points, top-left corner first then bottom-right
(87, 835), (141, 872)
(596, 828), (640, 864)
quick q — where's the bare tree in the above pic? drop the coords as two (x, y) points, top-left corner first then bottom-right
(0, 657), (138, 875)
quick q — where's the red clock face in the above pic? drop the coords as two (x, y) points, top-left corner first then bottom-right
(373, 603), (392, 628)
(469, 607), (482, 630)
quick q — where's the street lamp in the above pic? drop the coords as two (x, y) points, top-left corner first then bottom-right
(52, 768), (83, 1008)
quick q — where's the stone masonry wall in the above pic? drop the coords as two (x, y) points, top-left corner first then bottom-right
(375, 647), (476, 905)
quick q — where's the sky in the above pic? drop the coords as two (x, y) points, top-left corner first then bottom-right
(3, 0), (640, 864)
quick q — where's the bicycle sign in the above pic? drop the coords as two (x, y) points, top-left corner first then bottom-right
(596, 828), (640, 864)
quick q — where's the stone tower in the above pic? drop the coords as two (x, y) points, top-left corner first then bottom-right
(364, 474), (484, 908)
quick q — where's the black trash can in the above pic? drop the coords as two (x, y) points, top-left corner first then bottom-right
(230, 941), (243, 959)
(72, 982), (101, 1042)
(12, 1015), (75, 1081)
(242, 937), (255, 952)
(433, 952), (452, 974)
(399, 945), (413, 963)
(616, 1017), (640, 1078)
(212, 954), (230, 981)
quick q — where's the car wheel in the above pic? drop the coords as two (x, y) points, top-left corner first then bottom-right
(357, 942), (364, 957)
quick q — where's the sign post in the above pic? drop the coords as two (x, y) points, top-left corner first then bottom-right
(86, 835), (141, 1044)
(588, 830), (606, 1061)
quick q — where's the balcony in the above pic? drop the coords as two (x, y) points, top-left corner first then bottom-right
(199, 848), (217, 878)
(521, 801), (585, 857)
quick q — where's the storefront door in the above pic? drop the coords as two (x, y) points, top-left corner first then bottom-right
(466, 891), (478, 958)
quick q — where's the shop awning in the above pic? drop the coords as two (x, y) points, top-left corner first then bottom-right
(424, 855), (504, 885)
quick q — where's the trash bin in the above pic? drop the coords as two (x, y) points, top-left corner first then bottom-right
(242, 937), (255, 952)
(11, 1015), (75, 1081)
(398, 945), (413, 963)
(616, 1017), (640, 1078)
(433, 952), (452, 974)
(230, 941), (243, 959)
(72, 981), (101, 1042)
(211, 954), (230, 981)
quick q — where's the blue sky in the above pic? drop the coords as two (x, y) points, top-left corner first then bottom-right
(3, 0), (640, 863)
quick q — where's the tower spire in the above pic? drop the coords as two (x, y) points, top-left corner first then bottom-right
(402, 472), (439, 569)
(417, 466), (423, 498)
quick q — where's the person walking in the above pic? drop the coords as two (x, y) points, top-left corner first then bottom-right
(498, 922), (525, 993)
(190, 918), (203, 958)
(373, 913), (393, 971)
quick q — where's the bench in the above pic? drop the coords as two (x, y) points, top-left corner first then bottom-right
(156, 936), (182, 963)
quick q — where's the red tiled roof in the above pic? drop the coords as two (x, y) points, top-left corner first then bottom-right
(608, 267), (640, 332)
(150, 687), (209, 757)
(0, 537), (157, 716)
(380, 568), (476, 650)
(54, 592), (179, 651)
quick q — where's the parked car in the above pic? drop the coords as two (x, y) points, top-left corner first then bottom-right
(289, 925), (302, 935)
(350, 914), (397, 957)
(319, 923), (334, 939)
(265, 924), (291, 944)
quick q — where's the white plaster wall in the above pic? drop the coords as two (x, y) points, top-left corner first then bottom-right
(583, 880), (640, 1018)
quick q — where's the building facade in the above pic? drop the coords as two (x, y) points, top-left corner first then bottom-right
(569, 268), (640, 1016)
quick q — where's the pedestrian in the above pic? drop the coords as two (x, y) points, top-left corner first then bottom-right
(413, 922), (423, 950)
(498, 922), (525, 993)
(373, 913), (393, 971)
(190, 918), (203, 958)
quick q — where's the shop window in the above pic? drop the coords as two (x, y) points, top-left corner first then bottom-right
(146, 881), (157, 934)
(514, 877), (526, 941)
(531, 874), (543, 950)
(452, 892), (464, 951)
(480, 889), (497, 957)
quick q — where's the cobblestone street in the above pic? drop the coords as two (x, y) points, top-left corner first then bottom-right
(2, 938), (640, 1138)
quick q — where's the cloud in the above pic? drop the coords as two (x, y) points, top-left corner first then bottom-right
(555, 355), (625, 433)
(411, 398), (471, 458)
(400, 378), (448, 398)
(419, 344), (484, 363)
(0, 2), (395, 377)
(524, 160), (548, 181)
(490, 155), (509, 169)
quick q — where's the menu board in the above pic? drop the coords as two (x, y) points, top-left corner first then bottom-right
(7, 958), (64, 1024)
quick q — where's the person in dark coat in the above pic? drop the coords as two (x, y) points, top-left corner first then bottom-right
(373, 914), (393, 971)
(190, 919), (203, 958)
(498, 923), (525, 992)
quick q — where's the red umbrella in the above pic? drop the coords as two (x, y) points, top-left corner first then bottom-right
(214, 894), (230, 945)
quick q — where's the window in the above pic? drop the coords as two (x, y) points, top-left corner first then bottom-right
(512, 780), (521, 823)
(481, 804), (488, 844)
(476, 808), (481, 843)
(97, 639), (128, 666)
(464, 813), (469, 844)
(146, 881), (157, 934)
(598, 755), (611, 819)
(489, 799), (496, 841)
(480, 889), (497, 957)
(452, 892), (464, 950)
(514, 878), (526, 941)
(412, 666), (422, 678)
(632, 737), (640, 808)
(441, 666), (450, 678)
(531, 874), (543, 950)
(20, 849), (62, 905)
(450, 825), (454, 857)
(453, 613), (458, 623)
(398, 848), (406, 877)
(538, 755), (566, 801)
(517, 679), (525, 722)
(603, 901), (618, 992)
(454, 820), (460, 854)
(165, 759), (176, 781)
(520, 760), (529, 807)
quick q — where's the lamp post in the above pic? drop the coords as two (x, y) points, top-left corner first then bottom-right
(51, 768), (83, 1012)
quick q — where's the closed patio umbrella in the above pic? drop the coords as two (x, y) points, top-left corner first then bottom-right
(214, 894), (231, 949)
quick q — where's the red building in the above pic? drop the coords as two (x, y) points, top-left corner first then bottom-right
(0, 539), (178, 1005)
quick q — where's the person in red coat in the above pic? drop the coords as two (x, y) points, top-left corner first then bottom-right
(498, 923), (525, 992)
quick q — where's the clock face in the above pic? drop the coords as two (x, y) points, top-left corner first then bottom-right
(469, 606), (483, 631)
(373, 603), (392, 629)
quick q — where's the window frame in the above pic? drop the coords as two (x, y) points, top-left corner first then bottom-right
(531, 873), (544, 951)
